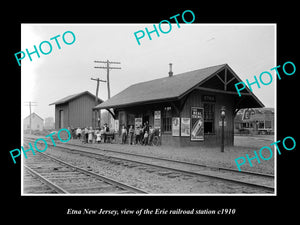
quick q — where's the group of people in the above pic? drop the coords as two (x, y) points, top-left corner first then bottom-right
(67, 122), (158, 146)
(68, 124), (111, 144)
(121, 122), (156, 145)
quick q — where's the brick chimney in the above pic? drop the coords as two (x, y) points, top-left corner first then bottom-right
(168, 63), (173, 77)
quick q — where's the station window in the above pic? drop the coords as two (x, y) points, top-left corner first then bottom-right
(265, 121), (271, 128)
(242, 122), (253, 128)
(258, 121), (265, 129)
(127, 113), (135, 127)
(203, 103), (215, 134)
(162, 106), (172, 133)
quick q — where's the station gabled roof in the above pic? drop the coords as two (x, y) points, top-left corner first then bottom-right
(24, 112), (44, 121)
(94, 64), (264, 110)
(49, 91), (103, 106)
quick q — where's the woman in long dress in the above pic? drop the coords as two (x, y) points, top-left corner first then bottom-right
(88, 127), (94, 143)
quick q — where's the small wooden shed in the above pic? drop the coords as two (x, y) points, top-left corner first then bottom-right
(50, 91), (103, 129)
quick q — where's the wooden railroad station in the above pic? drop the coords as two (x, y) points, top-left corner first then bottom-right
(94, 63), (264, 147)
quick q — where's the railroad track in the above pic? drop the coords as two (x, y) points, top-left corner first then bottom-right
(24, 166), (61, 194)
(24, 137), (275, 193)
(23, 147), (148, 194)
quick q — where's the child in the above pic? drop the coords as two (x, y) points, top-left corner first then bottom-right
(76, 127), (82, 140)
(96, 130), (101, 144)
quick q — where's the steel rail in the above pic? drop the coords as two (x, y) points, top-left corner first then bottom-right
(35, 151), (148, 194)
(24, 165), (69, 194)
(23, 138), (148, 194)
(81, 149), (275, 192)
(24, 137), (274, 179)
(71, 142), (274, 178)
(25, 139), (274, 192)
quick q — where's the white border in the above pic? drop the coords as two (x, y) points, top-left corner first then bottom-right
(20, 23), (277, 197)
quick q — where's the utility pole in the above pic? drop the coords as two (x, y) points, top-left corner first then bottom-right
(94, 60), (121, 129)
(94, 60), (121, 99)
(91, 77), (106, 128)
(91, 77), (106, 105)
(24, 101), (37, 134)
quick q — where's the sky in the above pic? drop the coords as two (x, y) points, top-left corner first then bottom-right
(21, 24), (276, 120)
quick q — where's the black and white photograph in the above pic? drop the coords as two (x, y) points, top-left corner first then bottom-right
(4, 4), (298, 220)
(20, 23), (276, 195)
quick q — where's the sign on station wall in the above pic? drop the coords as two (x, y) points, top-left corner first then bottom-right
(191, 107), (204, 141)
(181, 118), (190, 136)
(154, 111), (161, 129)
(172, 117), (180, 136)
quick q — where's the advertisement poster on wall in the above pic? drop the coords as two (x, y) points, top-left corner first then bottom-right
(135, 118), (142, 130)
(154, 110), (161, 129)
(114, 120), (119, 132)
(172, 117), (180, 136)
(191, 107), (204, 141)
(181, 118), (190, 136)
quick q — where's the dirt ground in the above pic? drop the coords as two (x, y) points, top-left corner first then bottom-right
(64, 134), (275, 175)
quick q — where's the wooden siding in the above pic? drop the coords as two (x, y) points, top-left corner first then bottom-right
(68, 94), (95, 128)
(179, 89), (235, 146)
(114, 89), (235, 146)
(54, 93), (99, 129)
(54, 103), (69, 129)
(151, 89), (235, 147)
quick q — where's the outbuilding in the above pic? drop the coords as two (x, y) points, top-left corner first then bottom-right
(234, 107), (274, 135)
(95, 64), (264, 147)
(50, 91), (103, 129)
(23, 112), (44, 131)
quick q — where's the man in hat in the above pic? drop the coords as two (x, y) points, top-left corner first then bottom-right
(103, 123), (109, 143)
(104, 123), (109, 132)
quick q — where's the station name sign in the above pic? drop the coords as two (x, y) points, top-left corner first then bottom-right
(202, 95), (216, 102)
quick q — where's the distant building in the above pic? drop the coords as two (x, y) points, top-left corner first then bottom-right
(234, 108), (274, 135)
(49, 91), (103, 129)
(23, 112), (44, 131)
(44, 117), (55, 129)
